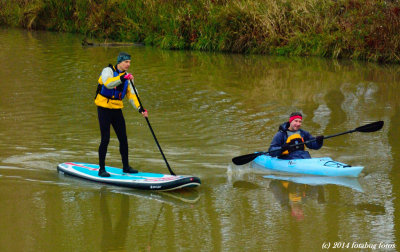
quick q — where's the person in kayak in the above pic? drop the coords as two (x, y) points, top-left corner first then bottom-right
(95, 52), (148, 177)
(268, 112), (323, 159)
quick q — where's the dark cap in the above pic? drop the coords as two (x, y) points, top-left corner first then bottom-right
(117, 52), (131, 64)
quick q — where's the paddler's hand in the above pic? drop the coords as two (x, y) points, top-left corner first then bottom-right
(316, 135), (324, 145)
(124, 73), (134, 80)
(282, 143), (298, 153)
(281, 143), (290, 152)
(138, 106), (148, 117)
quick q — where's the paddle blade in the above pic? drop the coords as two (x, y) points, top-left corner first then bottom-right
(232, 152), (264, 165)
(355, 121), (384, 133)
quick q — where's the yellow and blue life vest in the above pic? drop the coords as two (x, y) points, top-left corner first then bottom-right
(95, 64), (128, 101)
(95, 64), (141, 110)
(281, 133), (305, 155)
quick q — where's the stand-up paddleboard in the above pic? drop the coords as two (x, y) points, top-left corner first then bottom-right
(57, 162), (201, 191)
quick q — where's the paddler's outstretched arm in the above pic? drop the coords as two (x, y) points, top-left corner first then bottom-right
(303, 131), (323, 150)
(126, 77), (148, 117)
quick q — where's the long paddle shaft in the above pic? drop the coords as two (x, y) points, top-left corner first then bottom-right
(129, 80), (176, 176)
(232, 121), (384, 165)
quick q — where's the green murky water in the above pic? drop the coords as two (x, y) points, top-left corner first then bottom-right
(0, 28), (399, 251)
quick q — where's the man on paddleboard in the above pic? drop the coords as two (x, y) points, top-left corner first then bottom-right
(268, 112), (323, 159)
(95, 52), (148, 177)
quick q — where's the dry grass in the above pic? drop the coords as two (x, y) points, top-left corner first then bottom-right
(1, 0), (399, 63)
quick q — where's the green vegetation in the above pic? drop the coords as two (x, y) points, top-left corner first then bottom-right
(1, 0), (399, 63)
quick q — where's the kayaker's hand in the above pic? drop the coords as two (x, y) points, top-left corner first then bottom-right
(282, 143), (301, 153)
(281, 143), (290, 152)
(316, 135), (324, 145)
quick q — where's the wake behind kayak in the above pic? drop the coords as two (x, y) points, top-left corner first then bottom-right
(57, 162), (201, 191)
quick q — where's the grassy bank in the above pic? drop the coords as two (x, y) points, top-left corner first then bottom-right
(1, 0), (399, 63)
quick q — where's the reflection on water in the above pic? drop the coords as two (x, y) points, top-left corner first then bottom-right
(0, 28), (399, 251)
(100, 189), (129, 251)
(269, 179), (325, 221)
(264, 175), (364, 192)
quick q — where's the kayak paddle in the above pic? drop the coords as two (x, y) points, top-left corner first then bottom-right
(232, 120), (384, 166)
(129, 79), (176, 176)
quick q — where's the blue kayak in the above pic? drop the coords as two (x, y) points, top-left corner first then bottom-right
(57, 162), (201, 191)
(252, 155), (363, 177)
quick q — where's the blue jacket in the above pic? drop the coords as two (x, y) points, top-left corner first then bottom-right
(268, 122), (323, 159)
